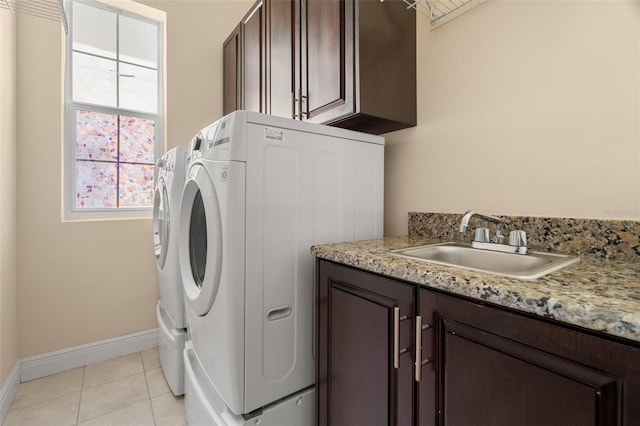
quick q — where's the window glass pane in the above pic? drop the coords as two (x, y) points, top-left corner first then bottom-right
(119, 115), (155, 164)
(119, 63), (157, 113)
(75, 110), (118, 161)
(119, 15), (158, 68)
(72, 2), (116, 59)
(73, 52), (117, 107)
(68, 1), (162, 213)
(119, 163), (155, 207)
(76, 160), (118, 208)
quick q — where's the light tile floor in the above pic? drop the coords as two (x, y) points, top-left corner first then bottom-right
(3, 348), (186, 426)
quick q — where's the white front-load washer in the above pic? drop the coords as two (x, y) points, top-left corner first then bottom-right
(178, 111), (384, 423)
(153, 145), (187, 396)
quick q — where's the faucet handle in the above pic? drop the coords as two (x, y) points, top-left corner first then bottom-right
(509, 230), (527, 247)
(474, 228), (490, 243)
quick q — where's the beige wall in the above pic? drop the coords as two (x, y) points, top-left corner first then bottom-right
(0, 8), (19, 383)
(139, 0), (254, 149)
(16, 0), (250, 358)
(13, 0), (639, 358)
(384, 0), (640, 236)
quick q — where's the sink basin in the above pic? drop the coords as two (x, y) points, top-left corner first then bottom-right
(389, 242), (579, 280)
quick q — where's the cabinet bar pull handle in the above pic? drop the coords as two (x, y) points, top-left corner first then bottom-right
(393, 307), (400, 369)
(415, 315), (422, 382)
(301, 92), (308, 119)
(296, 89), (308, 120)
(291, 92), (297, 119)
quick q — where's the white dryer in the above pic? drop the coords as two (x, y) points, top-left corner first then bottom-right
(153, 145), (188, 396)
(178, 111), (384, 424)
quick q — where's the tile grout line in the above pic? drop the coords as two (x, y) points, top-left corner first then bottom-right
(141, 352), (159, 425)
(6, 369), (84, 415)
(74, 366), (86, 426)
(76, 352), (148, 425)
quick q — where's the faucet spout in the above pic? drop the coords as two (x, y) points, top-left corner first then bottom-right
(459, 210), (503, 233)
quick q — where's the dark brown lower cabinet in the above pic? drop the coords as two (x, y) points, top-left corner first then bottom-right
(316, 260), (640, 426)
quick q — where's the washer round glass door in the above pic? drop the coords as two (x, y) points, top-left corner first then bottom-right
(153, 177), (169, 270)
(179, 163), (223, 316)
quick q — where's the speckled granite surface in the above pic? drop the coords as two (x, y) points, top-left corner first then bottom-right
(409, 212), (640, 261)
(311, 232), (640, 344)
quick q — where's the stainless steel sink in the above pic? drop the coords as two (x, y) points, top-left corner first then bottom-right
(389, 242), (579, 280)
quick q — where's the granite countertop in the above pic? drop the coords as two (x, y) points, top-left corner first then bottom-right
(311, 235), (640, 344)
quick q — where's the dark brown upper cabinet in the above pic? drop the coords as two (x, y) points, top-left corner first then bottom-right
(224, 0), (416, 135)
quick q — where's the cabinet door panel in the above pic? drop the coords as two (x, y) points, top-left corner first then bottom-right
(223, 24), (241, 115)
(243, 2), (264, 113)
(317, 260), (414, 426)
(418, 289), (634, 426)
(303, 0), (354, 123)
(267, 0), (295, 118)
(329, 286), (390, 425)
(442, 318), (617, 426)
(306, 0), (341, 111)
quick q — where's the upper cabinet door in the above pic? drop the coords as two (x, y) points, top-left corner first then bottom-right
(266, 0), (296, 118)
(301, 0), (355, 124)
(242, 0), (266, 113)
(223, 24), (242, 116)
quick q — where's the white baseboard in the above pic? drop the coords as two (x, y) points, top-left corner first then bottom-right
(20, 328), (158, 383)
(0, 361), (20, 424)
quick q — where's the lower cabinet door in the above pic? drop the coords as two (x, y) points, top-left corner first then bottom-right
(418, 288), (639, 426)
(440, 318), (617, 425)
(316, 260), (415, 426)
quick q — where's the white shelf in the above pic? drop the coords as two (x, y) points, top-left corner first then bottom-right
(402, 0), (486, 29)
(1, 0), (68, 34)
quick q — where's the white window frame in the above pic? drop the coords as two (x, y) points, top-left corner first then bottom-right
(64, 0), (165, 220)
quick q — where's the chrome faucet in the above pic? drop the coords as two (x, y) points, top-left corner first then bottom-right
(459, 210), (503, 233)
(459, 210), (527, 254)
